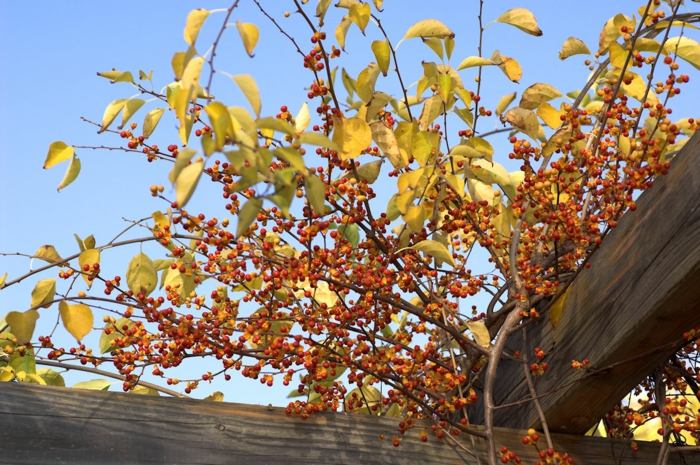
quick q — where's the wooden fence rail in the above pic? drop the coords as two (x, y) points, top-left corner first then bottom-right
(1, 382), (699, 464)
(476, 133), (700, 434)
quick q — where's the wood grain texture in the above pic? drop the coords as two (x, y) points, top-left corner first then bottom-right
(484, 133), (700, 433)
(0, 382), (698, 464)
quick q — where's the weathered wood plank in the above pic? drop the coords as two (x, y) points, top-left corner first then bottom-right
(0, 382), (697, 464)
(486, 133), (700, 433)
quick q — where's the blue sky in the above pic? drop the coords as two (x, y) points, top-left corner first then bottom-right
(1, 1), (698, 405)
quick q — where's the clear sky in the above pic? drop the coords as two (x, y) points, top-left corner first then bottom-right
(1, 1), (698, 405)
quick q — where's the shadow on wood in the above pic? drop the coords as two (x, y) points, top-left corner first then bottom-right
(1, 382), (699, 464)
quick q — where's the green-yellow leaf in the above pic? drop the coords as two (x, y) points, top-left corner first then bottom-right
(0, 366), (14, 382)
(175, 160), (204, 208)
(126, 253), (157, 297)
(333, 117), (372, 160)
(97, 69), (134, 83)
(119, 98), (146, 129)
(5, 310), (39, 344)
(305, 174), (327, 215)
(496, 8), (542, 36)
(57, 156), (81, 191)
(559, 36), (591, 60)
(233, 74), (261, 117)
(99, 317), (135, 353)
(356, 63), (380, 103)
(142, 108), (165, 139)
(30, 278), (56, 309)
(298, 132), (339, 151)
(356, 160), (382, 183)
(131, 385), (160, 396)
(184, 9), (210, 46)
(256, 117), (296, 136)
(402, 19), (454, 41)
(37, 368), (65, 387)
(236, 21), (259, 57)
(237, 198), (262, 237)
(411, 239), (455, 267)
(519, 83), (561, 110)
(73, 379), (111, 391)
(59, 301), (93, 341)
(371, 40), (391, 76)
(33, 245), (62, 264)
(99, 99), (127, 133)
(43, 141), (74, 169)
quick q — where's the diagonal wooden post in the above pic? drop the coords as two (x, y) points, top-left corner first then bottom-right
(0, 382), (698, 464)
(482, 133), (700, 433)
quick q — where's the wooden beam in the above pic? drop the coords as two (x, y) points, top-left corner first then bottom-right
(0, 382), (697, 464)
(483, 133), (700, 433)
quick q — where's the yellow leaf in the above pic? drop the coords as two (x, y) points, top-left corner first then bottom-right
(403, 205), (426, 233)
(335, 16), (352, 50)
(57, 156), (81, 191)
(37, 368), (65, 386)
(411, 239), (455, 267)
(519, 83), (561, 110)
(418, 95), (443, 131)
(599, 14), (634, 54)
(312, 281), (338, 307)
(184, 8), (210, 46)
(664, 37), (700, 70)
(142, 108), (165, 139)
(370, 122), (406, 168)
(126, 253), (157, 297)
(356, 63), (380, 103)
(371, 40), (391, 76)
(348, 2), (370, 32)
(43, 141), (74, 169)
(5, 310), (39, 344)
(236, 21), (259, 57)
(131, 385), (160, 396)
(495, 92), (517, 116)
(205, 391), (225, 401)
(467, 178), (496, 203)
(171, 47), (196, 81)
(494, 53), (522, 82)
(0, 366), (15, 382)
(608, 42), (627, 69)
(298, 132), (339, 151)
(422, 37), (444, 60)
(180, 55), (204, 92)
(445, 36), (455, 59)
(119, 98), (146, 129)
(99, 99), (127, 133)
(205, 102), (235, 150)
(295, 102), (311, 133)
(78, 248), (100, 286)
(237, 198), (262, 237)
(457, 56), (495, 70)
(621, 72), (658, 105)
(30, 278), (56, 309)
(333, 117), (372, 160)
(497, 8), (542, 36)
(316, 0), (332, 26)
(548, 289), (569, 327)
(175, 160), (204, 208)
(232, 74), (261, 117)
(466, 320), (491, 347)
(59, 301), (93, 341)
(505, 107), (540, 139)
(0, 272), (6, 288)
(537, 102), (563, 129)
(402, 19), (454, 41)
(559, 36), (591, 60)
(33, 245), (62, 264)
